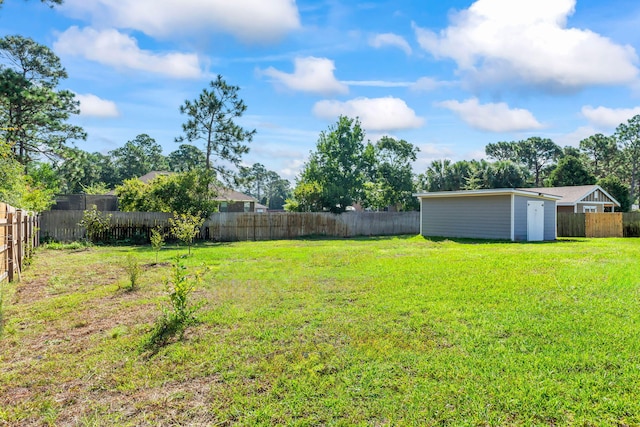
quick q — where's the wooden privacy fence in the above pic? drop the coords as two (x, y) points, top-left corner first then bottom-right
(557, 212), (629, 237)
(39, 211), (420, 243)
(1, 203), (39, 283)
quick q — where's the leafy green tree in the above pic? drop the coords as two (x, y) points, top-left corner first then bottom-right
(285, 181), (323, 212)
(115, 178), (148, 211)
(295, 116), (368, 213)
(615, 115), (640, 204)
(238, 163), (269, 200)
(579, 134), (620, 179)
(115, 171), (218, 216)
(484, 160), (529, 188)
(418, 159), (474, 192)
(176, 75), (256, 180)
(238, 163), (291, 209)
(0, 35), (85, 166)
(598, 176), (631, 212)
(0, 141), (54, 210)
(167, 144), (205, 172)
(262, 171), (291, 210)
(110, 134), (168, 181)
(27, 161), (60, 194)
(55, 147), (103, 193)
(517, 137), (562, 186)
(363, 136), (418, 210)
(486, 137), (561, 186)
(485, 141), (519, 162)
(548, 156), (596, 187)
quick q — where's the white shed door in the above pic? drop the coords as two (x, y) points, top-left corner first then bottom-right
(527, 201), (544, 241)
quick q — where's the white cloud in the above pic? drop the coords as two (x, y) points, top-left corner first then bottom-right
(54, 26), (202, 79)
(313, 97), (424, 131)
(61, 0), (300, 43)
(410, 77), (450, 92)
(369, 33), (412, 55)
(555, 126), (599, 147)
(75, 93), (119, 117)
(414, 0), (639, 90)
(437, 98), (543, 132)
(581, 105), (640, 128)
(261, 57), (348, 95)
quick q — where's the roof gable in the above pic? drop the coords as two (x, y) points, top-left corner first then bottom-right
(524, 185), (620, 207)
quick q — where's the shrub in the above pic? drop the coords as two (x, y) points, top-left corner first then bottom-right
(78, 205), (112, 243)
(150, 228), (165, 264)
(168, 212), (204, 255)
(122, 254), (141, 292)
(142, 256), (201, 351)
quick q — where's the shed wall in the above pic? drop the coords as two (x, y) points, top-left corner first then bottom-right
(513, 196), (557, 241)
(543, 198), (557, 240)
(420, 195), (511, 240)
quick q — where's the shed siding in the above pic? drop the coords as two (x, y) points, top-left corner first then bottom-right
(420, 195), (511, 240)
(513, 196), (528, 241)
(543, 199), (556, 240)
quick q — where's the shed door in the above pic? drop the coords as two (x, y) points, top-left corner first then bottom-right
(527, 201), (544, 241)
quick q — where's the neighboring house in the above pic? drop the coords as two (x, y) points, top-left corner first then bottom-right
(525, 185), (620, 213)
(415, 188), (560, 241)
(136, 171), (265, 213)
(214, 189), (263, 213)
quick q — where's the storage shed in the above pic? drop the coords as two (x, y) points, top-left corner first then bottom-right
(414, 189), (561, 241)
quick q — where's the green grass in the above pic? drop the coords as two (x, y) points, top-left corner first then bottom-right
(1, 236), (639, 426)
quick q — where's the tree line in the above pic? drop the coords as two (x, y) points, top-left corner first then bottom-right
(0, 9), (290, 214)
(286, 115), (640, 213)
(2, 1), (638, 214)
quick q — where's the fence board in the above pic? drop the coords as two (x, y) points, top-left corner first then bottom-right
(40, 211), (420, 243)
(623, 212), (640, 237)
(0, 202), (39, 283)
(585, 212), (623, 238)
(557, 213), (586, 237)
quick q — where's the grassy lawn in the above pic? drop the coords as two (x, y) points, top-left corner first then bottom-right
(1, 236), (639, 426)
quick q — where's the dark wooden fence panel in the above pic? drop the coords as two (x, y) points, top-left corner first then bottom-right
(40, 211), (420, 243)
(623, 212), (640, 237)
(557, 213), (586, 237)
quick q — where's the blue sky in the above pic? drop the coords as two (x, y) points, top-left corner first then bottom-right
(3, 0), (640, 181)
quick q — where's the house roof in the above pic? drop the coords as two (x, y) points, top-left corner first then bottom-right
(213, 189), (259, 202)
(524, 185), (620, 207)
(136, 171), (258, 203)
(414, 188), (562, 201)
(138, 171), (174, 184)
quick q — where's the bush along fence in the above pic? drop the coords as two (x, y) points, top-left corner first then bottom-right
(1, 203), (39, 283)
(557, 212), (640, 238)
(39, 211), (421, 243)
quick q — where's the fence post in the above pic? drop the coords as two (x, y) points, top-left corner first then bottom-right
(7, 212), (14, 283)
(16, 210), (23, 273)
